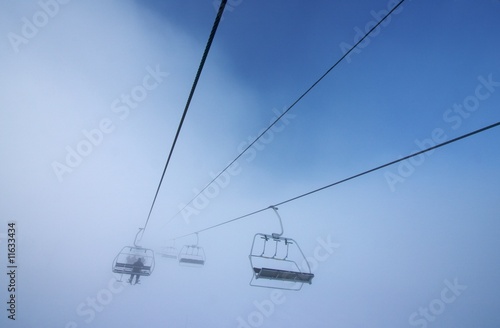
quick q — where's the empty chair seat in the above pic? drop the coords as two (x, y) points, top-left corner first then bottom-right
(179, 257), (205, 266)
(253, 267), (314, 284)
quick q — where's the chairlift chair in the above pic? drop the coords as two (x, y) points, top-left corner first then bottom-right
(178, 233), (205, 267)
(249, 207), (314, 291)
(112, 229), (155, 282)
(158, 246), (178, 260)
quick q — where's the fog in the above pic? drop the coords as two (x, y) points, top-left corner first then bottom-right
(1, 1), (499, 327)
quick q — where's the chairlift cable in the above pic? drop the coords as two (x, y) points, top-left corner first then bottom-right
(171, 207), (269, 241)
(166, 0), (408, 228)
(170, 121), (500, 240)
(141, 0), (228, 233)
(273, 121), (500, 207)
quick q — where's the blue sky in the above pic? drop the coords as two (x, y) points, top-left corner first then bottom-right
(1, 0), (499, 327)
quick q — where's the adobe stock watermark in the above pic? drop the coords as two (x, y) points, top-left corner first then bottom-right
(442, 74), (500, 130)
(7, 0), (72, 53)
(236, 234), (340, 328)
(64, 277), (127, 328)
(408, 278), (467, 328)
(339, 0), (410, 63)
(384, 73), (500, 192)
(179, 107), (297, 224)
(51, 65), (169, 182)
(212, 0), (243, 16)
(236, 289), (285, 328)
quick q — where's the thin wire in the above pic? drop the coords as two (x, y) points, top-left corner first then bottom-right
(275, 121), (500, 207)
(141, 0), (228, 232)
(170, 121), (500, 240)
(172, 208), (268, 241)
(167, 0), (408, 227)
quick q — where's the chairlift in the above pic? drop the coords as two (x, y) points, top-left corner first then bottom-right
(112, 228), (155, 282)
(249, 206), (314, 291)
(157, 239), (178, 260)
(178, 233), (205, 267)
(158, 245), (178, 260)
